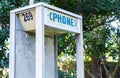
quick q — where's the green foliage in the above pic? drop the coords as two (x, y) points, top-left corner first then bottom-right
(84, 25), (111, 58)
(54, 0), (119, 77)
(0, 25), (9, 68)
(0, 0), (14, 25)
(58, 53), (76, 78)
(51, 0), (120, 32)
(58, 34), (76, 55)
(58, 69), (75, 78)
(106, 26), (120, 60)
(0, 0), (28, 69)
(53, 0), (120, 56)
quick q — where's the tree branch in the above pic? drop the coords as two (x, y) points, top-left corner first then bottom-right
(84, 16), (117, 33)
(84, 19), (106, 33)
(84, 67), (95, 78)
(59, 34), (79, 53)
(112, 45), (120, 77)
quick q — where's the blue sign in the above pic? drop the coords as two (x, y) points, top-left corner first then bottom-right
(49, 12), (76, 27)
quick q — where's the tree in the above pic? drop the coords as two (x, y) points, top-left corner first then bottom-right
(0, 0), (13, 77)
(0, 0), (29, 77)
(51, 0), (120, 78)
(0, 0), (120, 78)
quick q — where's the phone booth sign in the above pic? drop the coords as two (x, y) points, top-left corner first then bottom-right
(10, 2), (84, 78)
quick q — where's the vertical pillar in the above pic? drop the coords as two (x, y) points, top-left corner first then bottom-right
(76, 18), (84, 78)
(76, 34), (84, 78)
(44, 36), (56, 78)
(9, 13), (16, 78)
(54, 36), (58, 78)
(36, 6), (44, 78)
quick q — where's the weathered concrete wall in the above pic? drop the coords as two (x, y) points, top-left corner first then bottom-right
(45, 37), (56, 78)
(15, 16), (57, 78)
(15, 16), (35, 78)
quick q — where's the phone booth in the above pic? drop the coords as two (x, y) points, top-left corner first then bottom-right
(9, 2), (84, 78)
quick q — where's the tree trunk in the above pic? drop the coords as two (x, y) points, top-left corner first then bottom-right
(92, 55), (102, 78)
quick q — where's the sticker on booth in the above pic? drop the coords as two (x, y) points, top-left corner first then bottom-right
(18, 10), (36, 32)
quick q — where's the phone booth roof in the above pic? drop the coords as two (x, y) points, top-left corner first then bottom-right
(10, 2), (82, 36)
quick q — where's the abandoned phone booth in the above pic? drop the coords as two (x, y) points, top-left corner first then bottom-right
(9, 2), (84, 78)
